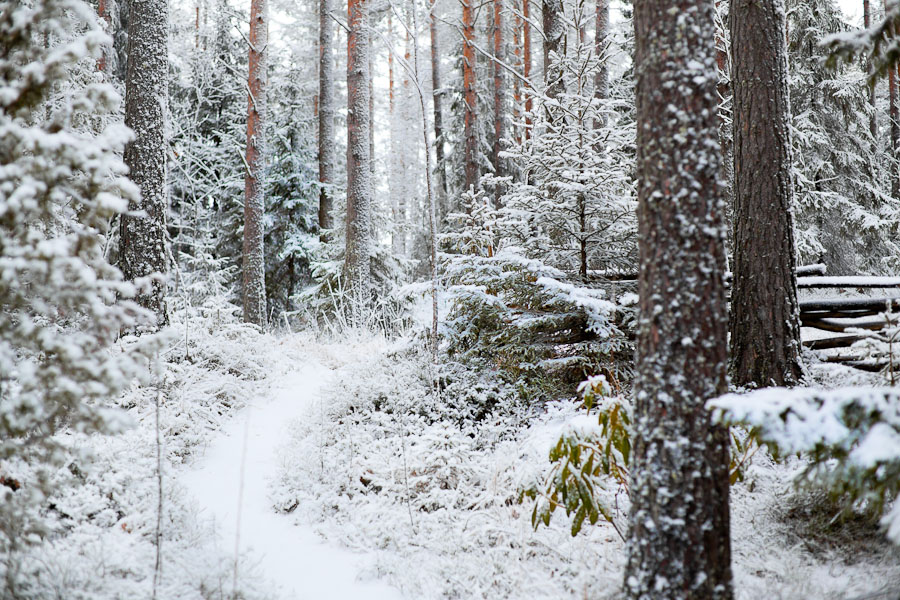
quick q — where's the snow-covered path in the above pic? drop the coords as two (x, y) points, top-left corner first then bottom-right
(180, 360), (402, 600)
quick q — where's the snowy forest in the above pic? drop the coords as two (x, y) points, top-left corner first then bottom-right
(3, 0), (900, 596)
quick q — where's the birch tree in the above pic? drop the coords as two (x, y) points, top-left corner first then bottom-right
(730, 0), (803, 387)
(243, 0), (267, 327)
(624, 0), (734, 594)
(120, 0), (170, 327)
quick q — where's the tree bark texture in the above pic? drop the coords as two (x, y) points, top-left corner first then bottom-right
(889, 0), (900, 198)
(594, 0), (609, 121)
(492, 0), (506, 185)
(319, 0), (335, 233)
(730, 0), (803, 387)
(429, 0), (449, 207)
(121, 0), (169, 327)
(523, 0), (532, 137)
(243, 0), (268, 327)
(346, 0), (373, 313)
(625, 0), (734, 595)
(864, 0), (876, 139)
(542, 0), (564, 100)
(462, 0), (479, 191)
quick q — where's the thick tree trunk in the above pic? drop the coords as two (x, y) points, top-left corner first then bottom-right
(429, 0), (449, 207)
(492, 0), (506, 190)
(346, 0), (373, 315)
(318, 0), (335, 234)
(243, 0), (268, 327)
(462, 0), (478, 192)
(120, 0), (169, 327)
(542, 0), (564, 100)
(523, 0), (532, 138)
(730, 0), (803, 387)
(625, 0), (734, 595)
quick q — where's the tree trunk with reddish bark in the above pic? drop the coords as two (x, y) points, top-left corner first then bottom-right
(492, 0), (507, 199)
(243, 0), (268, 327)
(462, 0), (478, 192)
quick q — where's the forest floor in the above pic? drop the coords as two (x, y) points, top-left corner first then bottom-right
(8, 310), (900, 599)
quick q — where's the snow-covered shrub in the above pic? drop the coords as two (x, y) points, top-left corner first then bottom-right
(0, 0), (159, 588)
(710, 387), (900, 543)
(443, 235), (631, 400)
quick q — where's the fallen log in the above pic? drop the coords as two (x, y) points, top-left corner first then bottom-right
(798, 276), (900, 288)
(795, 264), (828, 276)
(821, 355), (888, 373)
(801, 317), (889, 333)
(800, 297), (900, 313)
(803, 335), (867, 350)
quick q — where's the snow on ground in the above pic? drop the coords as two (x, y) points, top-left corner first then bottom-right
(180, 360), (401, 600)
(5, 309), (899, 599)
(270, 336), (900, 600)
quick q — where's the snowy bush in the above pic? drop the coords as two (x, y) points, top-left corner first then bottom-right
(443, 236), (631, 400)
(0, 0), (165, 586)
(710, 386), (900, 543)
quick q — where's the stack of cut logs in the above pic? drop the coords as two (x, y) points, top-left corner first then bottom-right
(590, 264), (900, 373)
(796, 265), (900, 372)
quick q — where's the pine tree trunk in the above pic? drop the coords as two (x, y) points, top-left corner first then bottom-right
(864, 0), (876, 139)
(429, 0), (449, 207)
(389, 14), (402, 255)
(98, 0), (109, 72)
(889, 0), (900, 198)
(120, 0), (169, 327)
(523, 0), (532, 138)
(542, 0), (564, 100)
(593, 0), (608, 130)
(369, 39), (375, 176)
(346, 0), (373, 315)
(492, 0), (506, 192)
(318, 0), (335, 234)
(243, 0), (268, 327)
(624, 0), (734, 594)
(462, 0), (479, 192)
(730, 0), (803, 387)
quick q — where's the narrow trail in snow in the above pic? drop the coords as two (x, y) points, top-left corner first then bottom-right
(180, 360), (402, 600)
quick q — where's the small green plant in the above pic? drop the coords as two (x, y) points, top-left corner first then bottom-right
(519, 376), (630, 538)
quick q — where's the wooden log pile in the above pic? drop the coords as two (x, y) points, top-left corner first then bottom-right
(799, 271), (900, 372)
